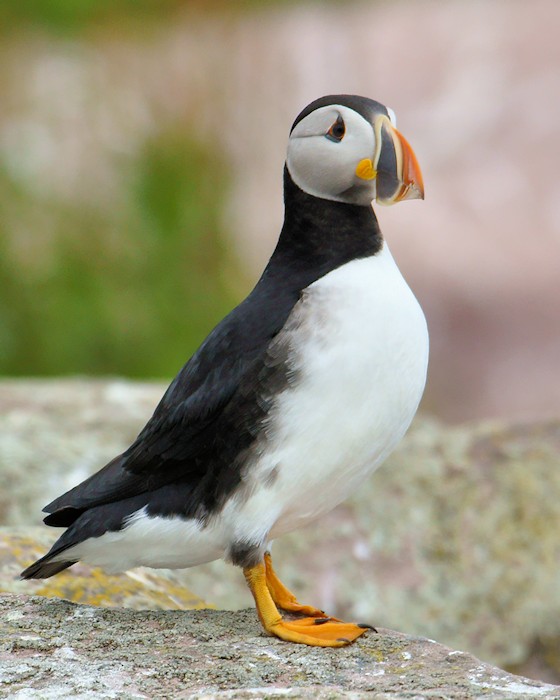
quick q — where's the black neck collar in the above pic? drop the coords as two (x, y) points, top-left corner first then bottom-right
(265, 168), (383, 286)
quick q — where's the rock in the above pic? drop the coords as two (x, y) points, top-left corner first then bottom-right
(0, 527), (208, 611)
(1, 594), (559, 699)
(1, 379), (560, 682)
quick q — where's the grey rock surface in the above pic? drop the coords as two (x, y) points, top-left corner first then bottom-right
(2, 379), (560, 682)
(2, 594), (559, 699)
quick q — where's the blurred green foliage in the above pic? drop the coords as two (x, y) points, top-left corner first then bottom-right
(0, 0), (279, 380)
(0, 0), (315, 35)
(0, 0), (200, 34)
(0, 131), (243, 378)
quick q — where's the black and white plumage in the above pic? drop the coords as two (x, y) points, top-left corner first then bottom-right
(22, 96), (428, 645)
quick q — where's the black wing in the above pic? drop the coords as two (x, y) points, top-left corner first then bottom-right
(44, 278), (301, 526)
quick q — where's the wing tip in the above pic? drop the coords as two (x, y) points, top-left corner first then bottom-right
(43, 507), (84, 528)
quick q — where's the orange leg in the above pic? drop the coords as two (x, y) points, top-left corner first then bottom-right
(264, 552), (330, 617)
(244, 557), (372, 647)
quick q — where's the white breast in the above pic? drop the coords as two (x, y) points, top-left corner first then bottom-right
(226, 241), (429, 545)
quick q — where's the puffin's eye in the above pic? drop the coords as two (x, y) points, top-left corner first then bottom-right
(325, 116), (345, 142)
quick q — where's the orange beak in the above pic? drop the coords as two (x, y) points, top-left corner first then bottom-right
(356, 115), (424, 205)
(388, 126), (424, 203)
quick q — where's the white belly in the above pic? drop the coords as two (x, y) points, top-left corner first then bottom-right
(226, 242), (429, 545)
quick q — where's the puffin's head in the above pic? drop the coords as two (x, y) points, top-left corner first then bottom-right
(286, 94), (424, 206)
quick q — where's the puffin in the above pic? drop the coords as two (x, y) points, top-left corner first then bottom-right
(21, 95), (428, 648)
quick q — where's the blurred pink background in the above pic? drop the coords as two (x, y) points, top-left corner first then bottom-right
(1, 0), (559, 422)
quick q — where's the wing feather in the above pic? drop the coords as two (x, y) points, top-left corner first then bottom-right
(43, 284), (301, 524)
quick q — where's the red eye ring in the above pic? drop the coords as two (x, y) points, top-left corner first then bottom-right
(326, 116), (345, 142)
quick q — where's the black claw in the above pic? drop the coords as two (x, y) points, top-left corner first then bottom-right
(314, 617), (331, 625)
(357, 623), (378, 632)
(337, 637), (351, 644)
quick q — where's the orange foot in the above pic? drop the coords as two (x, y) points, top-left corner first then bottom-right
(244, 554), (374, 647)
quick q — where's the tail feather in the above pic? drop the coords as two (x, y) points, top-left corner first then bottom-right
(20, 555), (76, 580)
(20, 518), (84, 580)
(22, 488), (155, 581)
